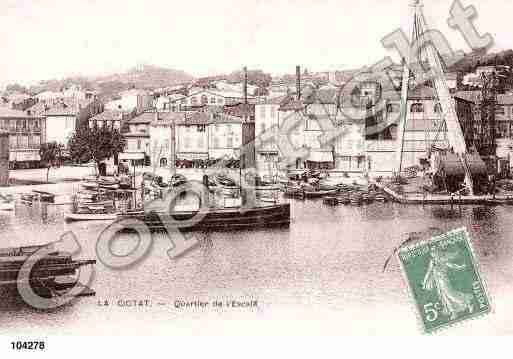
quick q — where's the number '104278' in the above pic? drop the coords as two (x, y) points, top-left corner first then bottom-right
(11, 341), (45, 350)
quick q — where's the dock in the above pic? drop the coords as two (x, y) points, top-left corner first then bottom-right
(374, 182), (513, 206)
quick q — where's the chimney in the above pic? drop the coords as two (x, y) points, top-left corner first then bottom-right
(243, 66), (248, 105)
(296, 65), (301, 100)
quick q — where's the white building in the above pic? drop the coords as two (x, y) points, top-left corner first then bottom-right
(105, 89), (153, 112)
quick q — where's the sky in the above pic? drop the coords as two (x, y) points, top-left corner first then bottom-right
(1, 0), (512, 87)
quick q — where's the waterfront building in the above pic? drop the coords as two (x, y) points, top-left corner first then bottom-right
(0, 107), (46, 169)
(121, 112), (152, 166)
(208, 113), (243, 161)
(174, 112), (210, 163)
(0, 131), (8, 185)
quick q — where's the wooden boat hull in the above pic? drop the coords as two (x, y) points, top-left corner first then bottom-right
(65, 212), (119, 222)
(303, 189), (338, 198)
(0, 202), (14, 211)
(122, 203), (291, 232)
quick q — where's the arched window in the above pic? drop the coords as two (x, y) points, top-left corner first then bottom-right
(434, 103), (442, 113)
(160, 158), (168, 167)
(410, 103), (424, 113)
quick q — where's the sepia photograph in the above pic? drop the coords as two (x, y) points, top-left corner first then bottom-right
(1, 0), (513, 354)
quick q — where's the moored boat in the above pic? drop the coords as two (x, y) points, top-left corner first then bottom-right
(64, 212), (120, 222)
(126, 203), (291, 232)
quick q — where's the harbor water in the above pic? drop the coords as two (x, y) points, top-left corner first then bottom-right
(1, 194), (513, 335)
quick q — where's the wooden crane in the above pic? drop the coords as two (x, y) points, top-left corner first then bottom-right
(395, 0), (475, 193)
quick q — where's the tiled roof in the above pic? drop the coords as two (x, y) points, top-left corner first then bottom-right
(89, 109), (123, 122)
(138, 111), (212, 126)
(0, 107), (44, 118)
(28, 98), (95, 116)
(222, 103), (254, 119)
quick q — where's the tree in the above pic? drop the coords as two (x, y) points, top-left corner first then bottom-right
(40, 142), (64, 182)
(68, 123), (126, 176)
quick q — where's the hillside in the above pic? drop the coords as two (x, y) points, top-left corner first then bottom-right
(21, 64), (194, 100)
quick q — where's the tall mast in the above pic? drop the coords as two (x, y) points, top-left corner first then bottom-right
(396, 0), (472, 193)
(395, 0), (419, 174)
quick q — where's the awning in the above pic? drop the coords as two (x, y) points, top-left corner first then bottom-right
(258, 150), (279, 155)
(119, 152), (145, 160)
(177, 152), (209, 160)
(9, 151), (40, 162)
(305, 151), (333, 163)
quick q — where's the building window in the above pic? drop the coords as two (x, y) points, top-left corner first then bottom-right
(496, 106), (505, 115)
(434, 103), (442, 113)
(210, 97), (216, 104)
(410, 103), (424, 113)
(201, 95), (208, 105)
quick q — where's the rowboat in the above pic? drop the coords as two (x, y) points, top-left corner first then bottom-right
(303, 189), (338, 198)
(0, 201), (14, 211)
(64, 212), (120, 222)
(81, 182), (99, 189)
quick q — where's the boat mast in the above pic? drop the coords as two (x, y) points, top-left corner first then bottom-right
(396, 0), (473, 193)
(395, 1), (418, 175)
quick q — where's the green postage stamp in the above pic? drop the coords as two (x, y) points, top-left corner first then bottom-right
(398, 227), (491, 334)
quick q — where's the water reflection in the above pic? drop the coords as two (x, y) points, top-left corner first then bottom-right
(1, 197), (513, 334)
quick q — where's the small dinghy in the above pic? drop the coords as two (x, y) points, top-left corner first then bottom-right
(64, 212), (119, 222)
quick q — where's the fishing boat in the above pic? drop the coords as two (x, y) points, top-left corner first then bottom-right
(0, 243), (96, 298)
(303, 189), (338, 199)
(64, 212), (120, 222)
(214, 173), (237, 187)
(170, 174), (187, 187)
(128, 203), (291, 232)
(0, 194), (14, 211)
(0, 201), (14, 211)
(81, 182), (99, 190)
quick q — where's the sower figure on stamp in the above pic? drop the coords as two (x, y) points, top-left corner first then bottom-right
(422, 246), (474, 320)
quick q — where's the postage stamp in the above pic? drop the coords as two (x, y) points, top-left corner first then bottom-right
(398, 227), (491, 334)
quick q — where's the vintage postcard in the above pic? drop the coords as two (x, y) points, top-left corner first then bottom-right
(1, 0), (513, 355)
